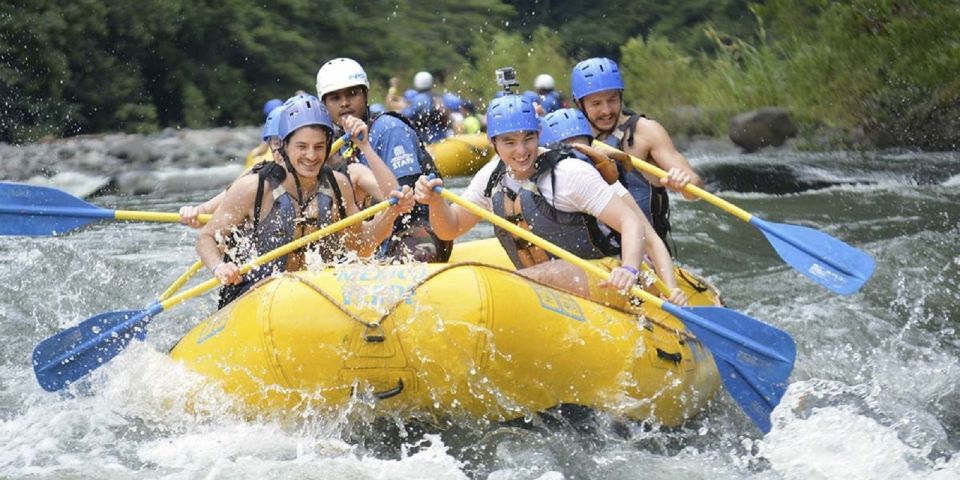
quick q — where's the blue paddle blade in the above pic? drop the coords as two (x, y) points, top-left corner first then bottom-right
(33, 302), (163, 392)
(0, 182), (113, 236)
(750, 217), (875, 295)
(713, 358), (779, 433)
(661, 303), (796, 433)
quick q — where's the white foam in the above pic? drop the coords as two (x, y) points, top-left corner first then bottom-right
(762, 405), (924, 479)
(24, 172), (111, 198)
(137, 432), (468, 479)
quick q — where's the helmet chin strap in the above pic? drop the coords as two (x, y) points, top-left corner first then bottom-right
(360, 90), (370, 123)
(278, 147), (306, 211)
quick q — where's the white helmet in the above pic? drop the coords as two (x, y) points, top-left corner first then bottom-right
(413, 71), (433, 91)
(316, 57), (369, 99)
(534, 73), (555, 91)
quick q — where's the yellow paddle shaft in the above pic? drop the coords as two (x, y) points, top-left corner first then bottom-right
(590, 140), (753, 223)
(114, 210), (212, 224)
(157, 199), (392, 311)
(158, 261), (204, 301)
(330, 135), (347, 154)
(640, 263), (672, 296)
(439, 189), (667, 309)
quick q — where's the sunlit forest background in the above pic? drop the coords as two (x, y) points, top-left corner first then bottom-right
(2, 0), (957, 149)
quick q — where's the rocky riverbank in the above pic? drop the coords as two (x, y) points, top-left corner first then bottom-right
(0, 127), (256, 197)
(0, 106), (929, 199)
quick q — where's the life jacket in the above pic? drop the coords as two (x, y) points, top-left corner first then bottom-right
(601, 110), (672, 249)
(484, 146), (620, 269)
(217, 164), (346, 308)
(369, 112), (452, 262)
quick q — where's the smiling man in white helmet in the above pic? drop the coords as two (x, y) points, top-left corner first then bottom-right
(316, 58), (452, 262)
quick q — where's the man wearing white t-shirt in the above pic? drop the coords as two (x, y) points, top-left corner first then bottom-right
(415, 94), (685, 307)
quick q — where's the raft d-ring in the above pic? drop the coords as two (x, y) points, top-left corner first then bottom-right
(350, 379), (404, 401)
(374, 379), (404, 400)
(363, 324), (386, 343)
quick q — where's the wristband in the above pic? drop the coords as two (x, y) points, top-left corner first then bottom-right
(619, 265), (639, 276)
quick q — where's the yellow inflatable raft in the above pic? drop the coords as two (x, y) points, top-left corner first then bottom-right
(427, 133), (494, 178)
(170, 240), (722, 426)
(243, 143), (273, 170)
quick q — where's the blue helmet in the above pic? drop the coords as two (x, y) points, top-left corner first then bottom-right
(411, 93), (433, 115)
(522, 90), (541, 105)
(571, 57), (624, 101)
(403, 89), (418, 102)
(262, 105), (285, 141)
(539, 92), (560, 113)
(442, 92), (462, 111)
(263, 98), (283, 117)
(486, 94), (539, 139)
(493, 90), (508, 99)
(283, 93), (319, 107)
(369, 103), (386, 118)
(538, 108), (592, 146)
(277, 97), (334, 142)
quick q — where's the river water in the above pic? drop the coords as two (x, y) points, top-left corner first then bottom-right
(1, 148), (958, 479)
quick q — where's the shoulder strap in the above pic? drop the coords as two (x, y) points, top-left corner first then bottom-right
(612, 110), (646, 148)
(483, 146), (572, 201)
(252, 162), (287, 233)
(483, 160), (507, 198)
(535, 145), (572, 176)
(322, 166), (348, 220)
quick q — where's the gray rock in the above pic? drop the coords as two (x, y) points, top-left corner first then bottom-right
(113, 171), (160, 196)
(729, 107), (798, 153)
(106, 137), (152, 165)
(0, 127), (259, 197)
(662, 105), (717, 137)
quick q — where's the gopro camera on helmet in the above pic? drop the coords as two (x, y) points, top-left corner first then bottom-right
(495, 67), (519, 93)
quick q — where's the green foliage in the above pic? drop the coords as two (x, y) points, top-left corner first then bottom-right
(453, 27), (573, 106)
(759, 0), (960, 147)
(1, 0), (956, 149)
(504, 0), (760, 57)
(620, 36), (700, 115)
(616, 0), (960, 147)
(0, 0), (512, 143)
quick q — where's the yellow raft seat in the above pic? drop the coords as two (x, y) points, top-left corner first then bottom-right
(170, 241), (722, 427)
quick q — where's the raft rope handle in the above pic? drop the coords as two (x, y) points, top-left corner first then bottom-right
(285, 261), (701, 343)
(371, 261), (700, 342)
(287, 273), (387, 342)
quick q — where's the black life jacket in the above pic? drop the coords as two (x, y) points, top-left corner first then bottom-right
(218, 165), (347, 308)
(484, 146), (620, 269)
(602, 110), (672, 252)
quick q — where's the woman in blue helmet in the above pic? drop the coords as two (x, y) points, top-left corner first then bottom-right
(539, 108), (687, 304)
(179, 94), (398, 229)
(196, 97), (414, 307)
(416, 95), (686, 306)
(571, 57), (702, 249)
